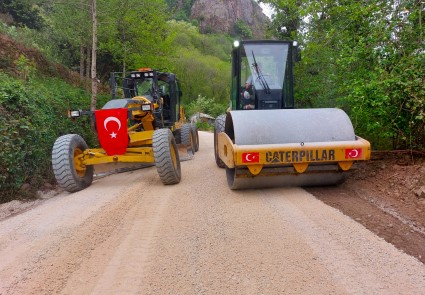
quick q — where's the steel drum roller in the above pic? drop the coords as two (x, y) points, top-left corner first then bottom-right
(225, 109), (356, 145)
(224, 108), (357, 189)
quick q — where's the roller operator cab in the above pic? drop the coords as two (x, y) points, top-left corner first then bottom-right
(214, 40), (371, 190)
(230, 40), (297, 111)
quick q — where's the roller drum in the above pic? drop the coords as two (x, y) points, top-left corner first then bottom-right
(226, 108), (355, 145)
(224, 108), (355, 189)
(226, 167), (348, 189)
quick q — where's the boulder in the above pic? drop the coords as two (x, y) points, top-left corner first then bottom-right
(190, 0), (270, 38)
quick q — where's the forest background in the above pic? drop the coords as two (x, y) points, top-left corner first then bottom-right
(0, 0), (423, 201)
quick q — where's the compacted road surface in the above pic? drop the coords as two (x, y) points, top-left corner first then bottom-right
(1, 132), (425, 294)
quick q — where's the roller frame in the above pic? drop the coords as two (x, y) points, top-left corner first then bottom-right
(217, 131), (371, 189)
(218, 132), (370, 172)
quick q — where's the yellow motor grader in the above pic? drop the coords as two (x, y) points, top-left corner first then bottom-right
(214, 40), (370, 189)
(52, 68), (199, 192)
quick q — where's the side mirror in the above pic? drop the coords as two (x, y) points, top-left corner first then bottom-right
(295, 47), (301, 62)
(169, 73), (176, 83)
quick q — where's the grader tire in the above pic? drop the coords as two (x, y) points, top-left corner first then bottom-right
(153, 128), (181, 185)
(181, 123), (195, 152)
(214, 114), (226, 168)
(51, 134), (93, 192)
(191, 124), (199, 152)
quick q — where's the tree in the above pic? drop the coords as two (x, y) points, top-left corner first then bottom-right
(90, 0), (97, 114)
(47, 0), (92, 83)
(263, 0), (425, 149)
(99, 0), (171, 73)
(0, 0), (44, 29)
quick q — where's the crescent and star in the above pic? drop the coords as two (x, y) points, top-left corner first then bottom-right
(349, 149), (359, 158)
(244, 153), (254, 162)
(104, 116), (121, 139)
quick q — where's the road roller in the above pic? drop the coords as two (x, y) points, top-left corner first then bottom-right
(214, 40), (371, 189)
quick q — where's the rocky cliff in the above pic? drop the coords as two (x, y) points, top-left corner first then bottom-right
(190, 0), (269, 38)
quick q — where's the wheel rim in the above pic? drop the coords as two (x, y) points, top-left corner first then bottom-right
(73, 148), (86, 177)
(190, 132), (196, 150)
(170, 141), (178, 169)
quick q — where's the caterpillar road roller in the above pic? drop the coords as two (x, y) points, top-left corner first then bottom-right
(52, 68), (199, 193)
(214, 40), (370, 189)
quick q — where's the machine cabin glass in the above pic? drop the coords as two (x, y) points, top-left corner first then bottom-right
(235, 42), (294, 110)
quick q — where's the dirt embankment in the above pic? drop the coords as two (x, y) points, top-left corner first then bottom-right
(309, 152), (425, 263)
(0, 33), (81, 85)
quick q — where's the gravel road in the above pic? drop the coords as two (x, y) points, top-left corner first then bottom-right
(1, 131), (425, 295)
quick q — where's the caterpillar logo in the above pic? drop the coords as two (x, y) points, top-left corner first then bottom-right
(265, 149), (336, 163)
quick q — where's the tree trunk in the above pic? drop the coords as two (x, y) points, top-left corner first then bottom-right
(86, 47), (91, 91)
(90, 0), (97, 115)
(79, 45), (84, 83)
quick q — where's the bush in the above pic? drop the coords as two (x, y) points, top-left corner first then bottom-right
(195, 121), (213, 131)
(234, 20), (253, 39)
(186, 94), (227, 118)
(0, 72), (99, 202)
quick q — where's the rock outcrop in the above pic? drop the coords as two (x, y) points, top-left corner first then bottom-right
(190, 0), (269, 38)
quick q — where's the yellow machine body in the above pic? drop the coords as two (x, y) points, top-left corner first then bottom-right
(218, 132), (370, 175)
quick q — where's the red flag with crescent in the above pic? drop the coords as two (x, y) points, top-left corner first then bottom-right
(345, 148), (362, 159)
(95, 108), (128, 156)
(242, 152), (260, 163)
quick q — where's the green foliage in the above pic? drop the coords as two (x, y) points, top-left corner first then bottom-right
(344, 54), (425, 150)
(15, 54), (36, 81)
(265, 0), (425, 150)
(167, 20), (232, 110)
(0, 72), (97, 202)
(0, 0), (44, 29)
(99, 0), (172, 72)
(186, 95), (227, 118)
(195, 121), (213, 131)
(165, 0), (196, 21)
(234, 19), (253, 39)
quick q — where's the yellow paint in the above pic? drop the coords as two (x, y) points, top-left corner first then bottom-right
(217, 132), (371, 176)
(247, 164), (263, 175)
(293, 163), (309, 173)
(76, 147), (155, 166)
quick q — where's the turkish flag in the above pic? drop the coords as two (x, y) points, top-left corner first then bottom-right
(95, 108), (128, 156)
(242, 152), (260, 163)
(345, 148), (362, 159)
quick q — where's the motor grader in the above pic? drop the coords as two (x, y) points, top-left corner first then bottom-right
(214, 40), (371, 189)
(52, 68), (199, 193)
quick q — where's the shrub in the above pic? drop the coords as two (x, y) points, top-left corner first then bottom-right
(0, 72), (99, 202)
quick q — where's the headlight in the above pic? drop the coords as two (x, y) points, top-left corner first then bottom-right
(142, 104), (152, 111)
(69, 110), (81, 118)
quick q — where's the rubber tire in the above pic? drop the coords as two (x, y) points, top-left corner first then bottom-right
(181, 123), (196, 152)
(214, 114), (226, 168)
(51, 134), (93, 192)
(191, 124), (199, 152)
(153, 128), (181, 185)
